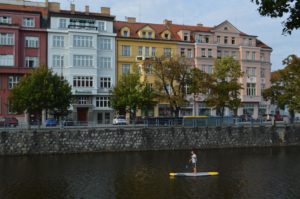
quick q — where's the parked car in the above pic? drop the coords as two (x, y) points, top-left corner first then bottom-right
(45, 118), (57, 127)
(0, 117), (18, 127)
(113, 115), (127, 125)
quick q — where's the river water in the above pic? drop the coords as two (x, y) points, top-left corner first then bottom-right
(0, 147), (300, 199)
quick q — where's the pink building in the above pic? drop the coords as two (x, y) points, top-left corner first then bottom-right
(0, 1), (48, 121)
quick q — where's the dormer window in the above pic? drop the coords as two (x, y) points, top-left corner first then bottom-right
(123, 31), (129, 37)
(121, 27), (130, 37)
(148, 32), (153, 38)
(142, 31), (146, 37)
(184, 33), (189, 41)
(165, 33), (169, 38)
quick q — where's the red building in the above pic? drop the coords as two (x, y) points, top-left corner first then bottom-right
(0, 1), (48, 122)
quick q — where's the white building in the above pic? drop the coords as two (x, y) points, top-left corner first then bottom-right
(47, 4), (116, 124)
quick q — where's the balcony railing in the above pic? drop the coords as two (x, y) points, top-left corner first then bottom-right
(241, 95), (262, 102)
(68, 24), (98, 31)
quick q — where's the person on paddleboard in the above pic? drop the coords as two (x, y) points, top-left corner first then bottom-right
(189, 150), (197, 173)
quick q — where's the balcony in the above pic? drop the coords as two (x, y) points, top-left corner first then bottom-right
(241, 95), (262, 102)
(68, 25), (98, 31)
(98, 88), (113, 93)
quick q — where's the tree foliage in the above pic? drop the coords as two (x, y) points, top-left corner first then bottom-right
(263, 55), (300, 122)
(206, 56), (243, 117)
(111, 68), (156, 120)
(145, 56), (191, 117)
(252, 0), (300, 34)
(8, 66), (72, 118)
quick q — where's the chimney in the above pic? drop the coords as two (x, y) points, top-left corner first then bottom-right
(85, 5), (89, 15)
(101, 7), (110, 15)
(126, 17), (136, 23)
(45, 0), (48, 6)
(197, 23), (203, 27)
(70, 3), (75, 14)
(48, 2), (60, 12)
(163, 19), (172, 25)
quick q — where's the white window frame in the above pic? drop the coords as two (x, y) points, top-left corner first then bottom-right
(98, 21), (106, 31)
(52, 55), (64, 68)
(99, 38), (111, 50)
(53, 35), (64, 47)
(8, 76), (20, 89)
(73, 35), (93, 48)
(0, 16), (12, 24)
(0, 55), (14, 66)
(25, 36), (39, 48)
(151, 47), (156, 57)
(246, 67), (256, 77)
(122, 45), (131, 56)
(100, 77), (111, 89)
(96, 96), (111, 108)
(247, 83), (256, 96)
(98, 57), (111, 69)
(164, 48), (171, 57)
(73, 76), (93, 88)
(73, 55), (93, 67)
(25, 56), (39, 68)
(0, 33), (14, 45)
(23, 17), (35, 27)
(121, 64), (130, 74)
(207, 49), (212, 58)
(59, 18), (67, 29)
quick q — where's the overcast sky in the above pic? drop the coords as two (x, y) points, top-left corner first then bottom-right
(38, 0), (300, 71)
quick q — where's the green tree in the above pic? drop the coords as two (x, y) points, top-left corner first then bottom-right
(206, 56), (243, 117)
(145, 56), (191, 117)
(111, 68), (156, 121)
(263, 55), (300, 123)
(8, 66), (72, 125)
(252, 0), (300, 34)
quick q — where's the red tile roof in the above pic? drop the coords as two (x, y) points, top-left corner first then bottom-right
(114, 21), (271, 49)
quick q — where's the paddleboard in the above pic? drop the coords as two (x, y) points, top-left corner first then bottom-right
(169, 172), (219, 177)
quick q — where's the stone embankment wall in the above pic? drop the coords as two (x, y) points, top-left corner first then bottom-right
(0, 125), (300, 155)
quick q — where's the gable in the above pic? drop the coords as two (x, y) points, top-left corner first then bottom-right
(213, 20), (241, 34)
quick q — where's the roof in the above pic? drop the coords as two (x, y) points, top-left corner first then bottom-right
(114, 20), (271, 49)
(50, 10), (115, 21)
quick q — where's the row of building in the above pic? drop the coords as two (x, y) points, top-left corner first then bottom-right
(0, 0), (272, 124)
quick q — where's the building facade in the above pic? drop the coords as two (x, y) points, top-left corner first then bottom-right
(47, 4), (116, 124)
(0, 0), (48, 122)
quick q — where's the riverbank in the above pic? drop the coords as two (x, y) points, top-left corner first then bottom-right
(0, 125), (299, 155)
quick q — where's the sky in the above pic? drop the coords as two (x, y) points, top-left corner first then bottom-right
(35, 0), (300, 71)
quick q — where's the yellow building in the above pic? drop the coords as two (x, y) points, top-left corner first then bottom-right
(114, 18), (179, 116)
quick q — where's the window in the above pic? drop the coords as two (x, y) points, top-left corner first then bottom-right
(252, 52), (256, 60)
(73, 55), (93, 67)
(77, 97), (89, 105)
(145, 47), (150, 57)
(25, 36), (39, 48)
(123, 30), (129, 37)
(260, 53), (265, 61)
(145, 64), (152, 74)
(98, 57), (111, 69)
(148, 32), (152, 38)
(59, 18), (67, 28)
(246, 51), (250, 60)
(246, 67), (256, 77)
(52, 55), (64, 67)
(100, 77), (111, 88)
(187, 49), (192, 58)
(208, 49), (212, 57)
(164, 48), (171, 57)
(122, 64), (130, 74)
(0, 16), (12, 24)
(73, 76), (93, 87)
(224, 36), (228, 44)
(0, 55), (14, 66)
(23, 17), (35, 27)
(201, 48), (206, 57)
(73, 35), (93, 47)
(247, 83), (256, 96)
(201, 65), (213, 74)
(164, 33), (169, 39)
(231, 51), (237, 59)
(25, 57), (39, 68)
(8, 76), (20, 89)
(183, 33), (189, 41)
(180, 48), (185, 57)
(217, 50), (221, 58)
(260, 68), (265, 78)
(99, 38), (111, 50)
(96, 96), (110, 108)
(0, 33), (14, 45)
(243, 103), (254, 115)
(217, 36), (220, 43)
(261, 83), (266, 95)
(53, 36), (64, 47)
(249, 38), (252, 46)
(151, 47), (156, 57)
(224, 27), (228, 31)
(205, 36), (209, 43)
(232, 37), (235, 44)
(138, 46), (143, 56)
(122, 45), (131, 56)
(98, 21), (105, 31)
